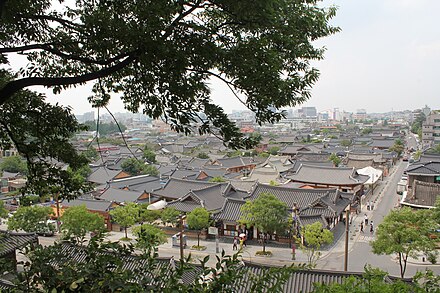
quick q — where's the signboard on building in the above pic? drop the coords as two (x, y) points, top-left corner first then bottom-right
(208, 227), (218, 235)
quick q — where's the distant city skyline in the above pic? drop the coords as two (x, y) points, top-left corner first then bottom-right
(32, 0), (440, 115)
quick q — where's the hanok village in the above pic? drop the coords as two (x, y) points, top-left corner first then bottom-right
(1, 122), (439, 291)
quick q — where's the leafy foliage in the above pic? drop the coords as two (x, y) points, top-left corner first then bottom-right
(411, 112), (426, 137)
(208, 176), (226, 183)
(0, 73), (91, 200)
(186, 207), (211, 247)
(240, 192), (288, 252)
(110, 203), (139, 239)
(301, 222), (334, 266)
(0, 200), (8, 219)
(160, 207), (181, 227)
(132, 224), (167, 256)
(143, 146), (157, 163)
(138, 204), (161, 224)
(329, 153), (341, 167)
(7, 205), (54, 234)
(83, 120), (127, 136)
(61, 205), (106, 244)
(312, 265), (421, 293)
(0, 155), (27, 174)
(9, 236), (300, 292)
(371, 207), (437, 278)
(197, 152), (210, 159)
(0, 0), (339, 149)
(389, 139), (404, 156)
(121, 157), (159, 176)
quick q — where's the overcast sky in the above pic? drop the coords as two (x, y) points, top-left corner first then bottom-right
(35, 1), (440, 115)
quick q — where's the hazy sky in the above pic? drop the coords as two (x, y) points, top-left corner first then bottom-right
(30, 1), (440, 114)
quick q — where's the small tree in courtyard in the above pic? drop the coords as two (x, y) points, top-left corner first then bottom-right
(301, 222), (333, 267)
(110, 203), (139, 240)
(240, 192), (288, 253)
(61, 205), (106, 243)
(7, 205), (54, 234)
(132, 224), (167, 256)
(161, 207), (180, 227)
(186, 207), (211, 248)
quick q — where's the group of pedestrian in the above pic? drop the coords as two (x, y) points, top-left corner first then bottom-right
(366, 201), (374, 211)
(361, 214), (374, 234)
(232, 235), (247, 250)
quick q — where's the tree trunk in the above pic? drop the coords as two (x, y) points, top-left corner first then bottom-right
(125, 226), (128, 239)
(262, 234), (266, 253)
(398, 253), (404, 278)
(197, 232), (200, 247)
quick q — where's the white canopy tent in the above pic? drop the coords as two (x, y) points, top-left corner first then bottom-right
(357, 166), (383, 185)
(147, 200), (167, 210)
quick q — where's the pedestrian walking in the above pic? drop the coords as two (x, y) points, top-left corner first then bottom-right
(364, 214), (368, 225)
(371, 202), (374, 210)
(169, 256), (176, 271)
(360, 222), (364, 233)
(367, 201), (370, 211)
(243, 236), (247, 247)
(370, 222), (374, 234)
(239, 237), (244, 250)
(232, 237), (238, 251)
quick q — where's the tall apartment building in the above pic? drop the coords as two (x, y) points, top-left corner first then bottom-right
(422, 111), (440, 147)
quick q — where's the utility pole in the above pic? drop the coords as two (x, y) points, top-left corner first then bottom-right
(344, 208), (349, 271)
(179, 215), (186, 262)
(55, 192), (61, 233)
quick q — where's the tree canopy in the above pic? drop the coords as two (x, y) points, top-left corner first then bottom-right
(371, 207), (437, 278)
(0, 76), (90, 199)
(83, 120), (127, 136)
(0, 0), (339, 149)
(186, 207), (211, 247)
(60, 205), (106, 243)
(110, 203), (139, 239)
(132, 224), (167, 256)
(240, 192), (288, 252)
(301, 222), (333, 266)
(7, 205), (54, 234)
(0, 155), (27, 174)
(121, 157), (159, 176)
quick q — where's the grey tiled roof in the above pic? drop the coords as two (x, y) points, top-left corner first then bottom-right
(295, 152), (330, 162)
(213, 157), (254, 168)
(289, 160), (334, 173)
(248, 184), (340, 210)
(109, 175), (162, 192)
(229, 180), (257, 193)
(99, 187), (144, 203)
(406, 162), (440, 175)
(213, 198), (246, 221)
(246, 165), (280, 184)
(241, 262), (365, 293)
(368, 138), (396, 149)
(62, 198), (112, 212)
(287, 165), (368, 186)
(88, 167), (126, 184)
(170, 169), (199, 180)
(279, 144), (323, 155)
(0, 230), (38, 257)
(418, 153), (440, 164)
(151, 178), (220, 200)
